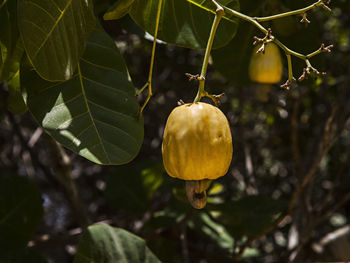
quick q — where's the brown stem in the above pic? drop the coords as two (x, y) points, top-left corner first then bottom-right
(46, 137), (90, 228)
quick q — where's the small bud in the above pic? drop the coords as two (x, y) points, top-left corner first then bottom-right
(256, 44), (265, 54)
(280, 78), (296, 90)
(320, 43), (334, 53)
(319, 2), (332, 12)
(253, 36), (263, 45)
(298, 68), (308, 82)
(300, 13), (310, 24)
(185, 73), (200, 81)
(177, 99), (185, 106)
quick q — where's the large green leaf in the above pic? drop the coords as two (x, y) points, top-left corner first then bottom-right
(74, 224), (161, 263)
(18, 0), (96, 81)
(0, 176), (43, 250)
(129, 0), (239, 49)
(22, 26), (144, 165)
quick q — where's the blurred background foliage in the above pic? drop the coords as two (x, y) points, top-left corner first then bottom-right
(1, 0), (350, 262)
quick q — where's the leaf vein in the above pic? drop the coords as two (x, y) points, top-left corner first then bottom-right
(32, 0), (73, 59)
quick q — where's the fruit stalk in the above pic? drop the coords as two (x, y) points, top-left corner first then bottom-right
(193, 3), (225, 103)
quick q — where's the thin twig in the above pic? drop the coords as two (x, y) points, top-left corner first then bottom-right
(254, 0), (331, 22)
(137, 0), (163, 115)
(193, 2), (225, 103)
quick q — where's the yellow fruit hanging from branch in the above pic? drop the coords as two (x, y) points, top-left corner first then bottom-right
(162, 102), (233, 209)
(249, 42), (283, 84)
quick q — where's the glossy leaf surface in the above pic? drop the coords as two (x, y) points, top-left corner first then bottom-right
(18, 0), (96, 80)
(22, 26), (144, 165)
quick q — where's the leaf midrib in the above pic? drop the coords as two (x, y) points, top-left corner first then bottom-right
(77, 63), (110, 163)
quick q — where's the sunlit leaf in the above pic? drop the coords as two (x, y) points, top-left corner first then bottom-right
(18, 0), (96, 81)
(74, 224), (161, 263)
(129, 0), (239, 49)
(22, 26), (144, 165)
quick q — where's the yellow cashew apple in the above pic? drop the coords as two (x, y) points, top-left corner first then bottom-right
(162, 102), (233, 209)
(249, 42), (283, 84)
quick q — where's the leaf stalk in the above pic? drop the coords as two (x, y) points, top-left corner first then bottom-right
(137, 0), (163, 115)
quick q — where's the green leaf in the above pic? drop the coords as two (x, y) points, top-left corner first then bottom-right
(104, 0), (135, 20)
(208, 195), (287, 237)
(0, 176), (43, 250)
(18, 0), (96, 81)
(0, 0), (21, 82)
(7, 70), (27, 114)
(74, 224), (161, 263)
(129, 0), (239, 49)
(0, 248), (47, 263)
(22, 26), (144, 165)
(105, 160), (164, 212)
